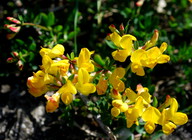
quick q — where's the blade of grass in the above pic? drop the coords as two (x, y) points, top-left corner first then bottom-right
(74, 0), (78, 56)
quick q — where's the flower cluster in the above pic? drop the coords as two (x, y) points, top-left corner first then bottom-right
(27, 44), (96, 112)
(107, 25), (170, 76)
(111, 85), (188, 135)
(27, 24), (188, 135)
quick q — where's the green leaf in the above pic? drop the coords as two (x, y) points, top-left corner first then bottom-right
(68, 74), (74, 81)
(94, 54), (105, 66)
(47, 12), (55, 26)
(61, 77), (66, 84)
(15, 39), (24, 45)
(105, 39), (118, 49)
(70, 52), (74, 60)
(54, 25), (63, 32)
(40, 13), (48, 26)
(28, 52), (35, 62)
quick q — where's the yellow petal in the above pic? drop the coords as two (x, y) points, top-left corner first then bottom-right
(139, 88), (152, 104)
(125, 88), (137, 103)
(50, 44), (65, 58)
(61, 92), (73, 105)
(142, 107), (161, 123)
(120, 103), (128, 112)
(120, 35), (134, 50)
(76, 83), (96, 96)
(96, 77), (108, 95)
(45, 93), (60, 113)
(110, 32), (121, 47)
(131, 49), (146, 63)
(78, 68), (90, 84)
(162, 122), (177, 135)
(58, 80), (77, 94)
(111, 107), (120, 117)
(172, 112), (188, 125)
(144, 121), (156, 134)
(131, 63), (145, 76)
(122, 34), (137, 41)
(77, 48), (94, 72)
(112, 49), (130, 62)
(157, 55), (170, 64)
(113, 67), (125, 78)
(160, 42), (167, 53)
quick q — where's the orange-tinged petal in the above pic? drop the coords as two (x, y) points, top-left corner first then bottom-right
(96, 77), (108, 95)
(45, 93), (60, 113)
(111, 89), (122, 99)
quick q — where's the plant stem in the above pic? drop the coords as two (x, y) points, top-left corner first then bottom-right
(74, 0), (78, 56)
(22, 23), (51, 31)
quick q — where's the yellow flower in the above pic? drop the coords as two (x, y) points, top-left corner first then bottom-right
(96, 76), (108, 95)
(40, 44), (65, 58)
(125, 96), (144, 128)
(111, 99), (128, 117)
(130, 42), (170, 76)
(112, 99), (128, 112)
(49, 60), (70, 76)
(130, 49), (147, 76)
(27, 70), (54, 97)
(44, 92), (60, 113)
(125, 84), (151, 105)
(142, 107), (161, 134)
(57, 80), (77, 105)
(111, 107), (121, 117)
(144, 29), (159, 50)
(111, 89), (122, 99)
(158, 98), (188, 135)
(77, 48), (94, 72)
(141, 42), (170, 69)
(75, 68), (96, 96)
(109, 67), (125, 92)
(109, 32), (136, 62)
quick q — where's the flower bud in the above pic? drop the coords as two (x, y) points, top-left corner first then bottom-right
(12, 52), (19, 57)
(7, 57), (14, 63)
(17, 60), (23, 70)
(7, 17), (21, 24)
(109, 24), (117, 32)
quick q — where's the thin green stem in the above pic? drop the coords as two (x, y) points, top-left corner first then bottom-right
(22, 23), (51, 31)
(74, 0), (78, 56)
